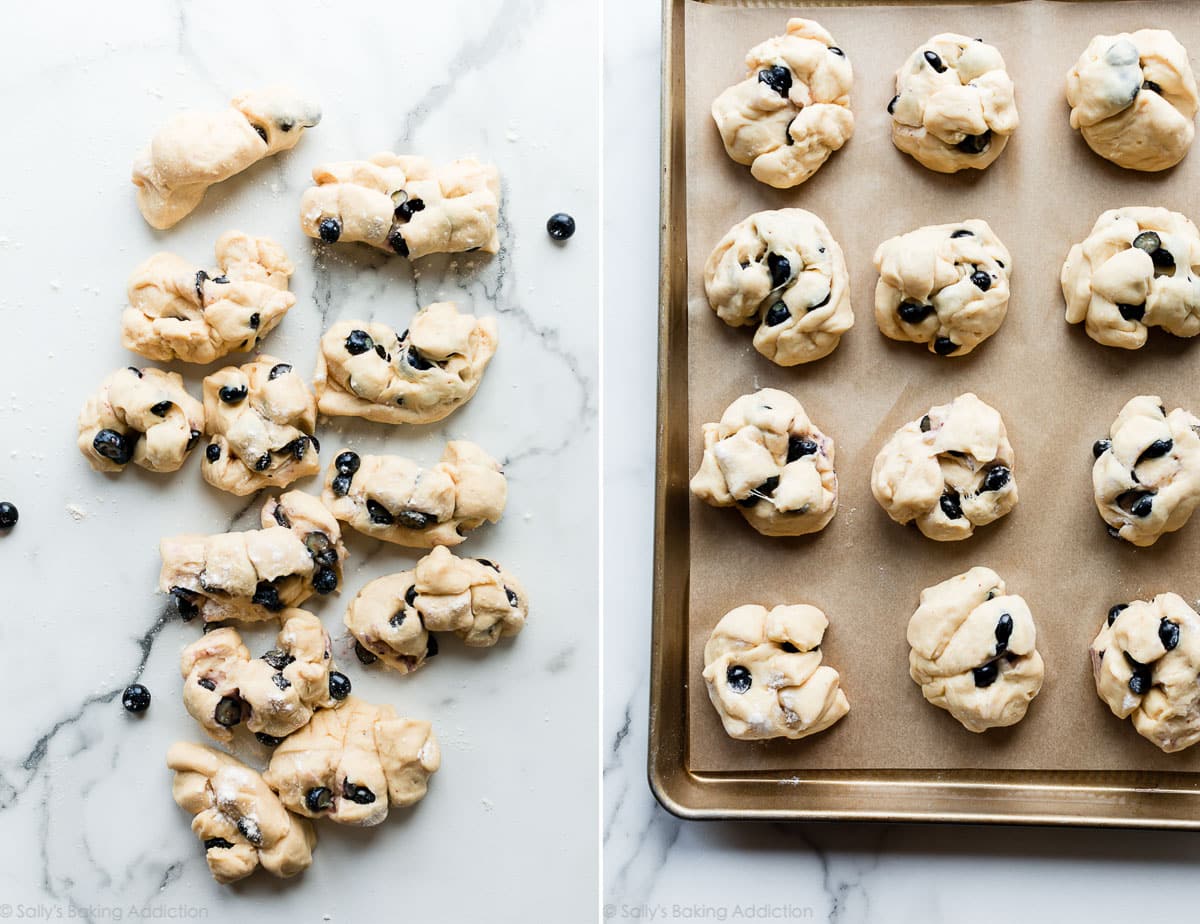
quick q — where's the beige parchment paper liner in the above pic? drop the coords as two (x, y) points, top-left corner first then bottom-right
(684, 0), (1200, 772)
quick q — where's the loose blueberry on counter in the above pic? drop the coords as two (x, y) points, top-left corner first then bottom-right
(787, 436), (818, 462)
(970, 269), (991, 291)
(766, 252), (791, 289)
(0, 502), (17, 530)
(269, 363), (293, 380)
(122, 683), (151, 713)
(318, 217), (342, 243)
(764, 301), (790, 326)
(1136, 439), (1173, 464)
(1092, 439), (1111, 458)
(1107, 603), (1128, 626)
(726, 664), (752, 694)
(898, 301), (934, 324)
(757, 65), (792, 97)
(1160, 618), (1181, 652)
(328, 672), (352, 700)
(354, 641), (378, 665)
(546, 212), (577, 241)
(214, 696), (243, 727)
(312, 567), (338, 595)
(972, 661), (999, 688)
(956, 130), (991, 154)
(939, 490), (963, 520)
(344, 330), (374, 356)
(923, 50), (946, 73)
(1124, 652), (1152, 695)
(933, 336), (957, 355)
(980, 465), (1010, 493)
(305, 786), (334, 812)
(93, 429), (134, 465)
(218, 384), (248, 404)
(255, 732), (284, 747)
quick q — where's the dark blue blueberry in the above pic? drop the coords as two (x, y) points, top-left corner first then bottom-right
(426, 634), (439, 659)
(981, 465), (1010, 492)
(269, 363), (293, 380)
(194, 270), (208, 302)
(214, 696), (242, 727)
(273, 504), (291, 528)
(1143, 79), (1163, 94)
(1108, 603), (1128, 626)
(546, 212), (576, 241)
(506, 586), (520, 607)
(249, 313), (260, 330)
(1092, 439), (1111, 458)
(787, 436), (818, 462)
(933, 336), (957, 355)
(262, 649), (294, 670)
(898, 301), (934, 323)
(1124, 652), (1152, 695)
(726, 665), (752, 693)
(1160, 618), (1180, 652)
(951, 229), (974, 239)
(187, 429), (201, 451)
(1137, 439), (1173, 464)
(924, 50), (946, 72)
(887, 94), (899, 114)
(829, 46), (844, 56)
(0, 502), (17, 529)
(757, 65), (792, 97)
(122, 684), (151, 712)
(335, 451), (360, 475)
(405, 585), (418, 607)
(342, 780), (376, 804)
(93, 429), (134, 465)
(395, 197), (426, 223)
(767, 253), (791, 288)
(318, 217), (342, 242)
(407, 346), (434, 371)
(305, 787), (334, 812)
(1117, 303), (1146, 321)
(920, 415), (932, 432)
(252, 581), (284, 612)
(970, 270), (991, 291)
(204, 838), (235, 851)
(994, 613), (1013, 654)
(271, 672), (291, 691)
(366, 499), (394, 525)
(939, 490), (963, 520)
(255, 453), (271, 472)
(219, 384), (248, 404)
(956, 130), (991, 154)
(387, 229), (409, 256)
(150, 401), (172, 417)
(344, 330), (373, 356)
(328, 671), (352, 700)
(312, 567), (338, 595)
(170, 586), (199, 621)
(354, 641), (378, 665)
(331, 473), (352, 497)
(764, 301), (790, 326)
(397, 509), (435, 530)
(972, 661), (999, 687)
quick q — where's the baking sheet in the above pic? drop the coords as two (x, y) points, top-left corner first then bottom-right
(684, 0), (1200, 774)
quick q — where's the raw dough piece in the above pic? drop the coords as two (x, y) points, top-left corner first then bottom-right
(313, 303), (498, 425)
(701, 603), (849, 741)
(874, 219), (1012, 356)
(167, 741), (315, 884)
(160, 491), (346, 623)
(264, 696), (440, 826)
(202, 355), (320, 495)
(321, 442), (506, 548)
(133, 86), (321, 229)
(1090, 593), (1200, 752)
(711, 18), (854, 189)
(77, 366), (204, 473)
(299, 154), (500, 258)
(123, 232), (297, 364)
(345, 545), (528, 674)
(872, 393), (1017, 541)
(703, 209), (853, 366)
(889, 34), (1018, 173)
(908, 567), (1043, 733)
(181, 610), (348, 742)
(1061, 207), (1200, 349)
(1091, 395), (1200, 547)
(1066, 30), (1198, 171)
(690, 388), (837, 537)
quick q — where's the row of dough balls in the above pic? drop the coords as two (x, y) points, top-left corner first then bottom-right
(77, 301), (497, 493)
(691, 389), (1200, 548)
(132, 86), (501, 259)
(714, 19), (1198, 187)
(706, 206), (1200, 367)
(704, 568), (1200, 754)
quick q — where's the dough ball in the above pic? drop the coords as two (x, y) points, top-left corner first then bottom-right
(871, 392), (1017, 541)
(711, 18), (854, 189)
(908, 567), (1043, 733)
(1066, 30), (1198, 171)
(690, 388), (838, 537)
(703, 208), (853, 366)
(889, 34), (1018, 173)
(702, 603), (849, 741)
(874, 219), (1012, 356)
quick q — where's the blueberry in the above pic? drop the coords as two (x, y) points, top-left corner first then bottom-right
(546, 212), (576, 241)
(951, 229), (974, 239)
(780, 642), (800, 653)
(970, 270), (991, 291)
(93, 429), (133, 464)
(122, 684), (151, 712)
(920, 415), (932, 433)
(887, 94), (899, 115)
(972, 661), (999, 688)
(262, 648), (294, 670)
(252, 123), (268, 143)
(269, 363), (292, 380)
(933, 336), (957, 355)
(397, 510), (435, 530)
(218, 384), (247, 404)
(980, 465), (1010, 493)
(344, 330), (374, 356)
(252, 581), (284, 612)
(1132, 231), (1161, 254)
(787, 436), (818, 462)
(1124, 652), (1152, 695)
(956, 130), (991, 154)
(187, 430), (201, 451)
(305, 786), (334, 812)
(1092, 439), (1111, 458)
(1117, 490), (1155, 517)
(150, 400), (172, 417)
(1117, 303), (1146, 322)
(318, 217), (342, 242)
(194, 270), (209, 302)
(128, 366), (143, 378)
(757, 65), (792, 97)
(204, 838), (235, 851)
(405, 585), (419, 607)
(249, 313), (260, 330)
(506, 586), (520, 607)
(407, 346), (434, 371)
(1136, 439), (1173, 464)
(939, 490), (963, 520)
(366, 499), (394, 525)
(214, 697), (242, 727)
(1107, 603), (1128, 626)
(335, 451), (360, 475)
(736, 476), (779, 508)
(766, 253), (791, 288)
(898, 301), (934, 324)
(395, 197), (426, 223)
(312, 567), (338, 595)
(387, 229), (409, 256)
(994, 613), (1013, 655)
(389, 608), (406, 628)
(476, 558), (500, 571)
(726, 665), (752, 693)
(170, 586), (199, 621)
(287, 437), (309, 461)
(354, 641), (378, 665)
(271, 672), (291, 690)
(256, 732), (284, 747)
(331, 473), (353, 497)
(923, 50), (947, 72)
(0, 502), (17, 529)
(427, 634), (439, 658)
(1160, 618), (1181, 652)
(829, 46), (844, 56)
(255, 453), (271, 472)
(1143, 79), (1163, 94)
(764, 301), (790, 327)
(272, 504), (291, 528)
(328, 671), (352, 700)
(342, 780), (376, 804)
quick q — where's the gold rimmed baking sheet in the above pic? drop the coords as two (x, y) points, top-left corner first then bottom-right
(652, 0), (1200, 824)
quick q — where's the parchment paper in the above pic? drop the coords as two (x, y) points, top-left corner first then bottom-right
(683, 0), (1200, 772)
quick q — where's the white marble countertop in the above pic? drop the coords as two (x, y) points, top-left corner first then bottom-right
(0, 1), (597, 921)
(602, 1), (1200, 919)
